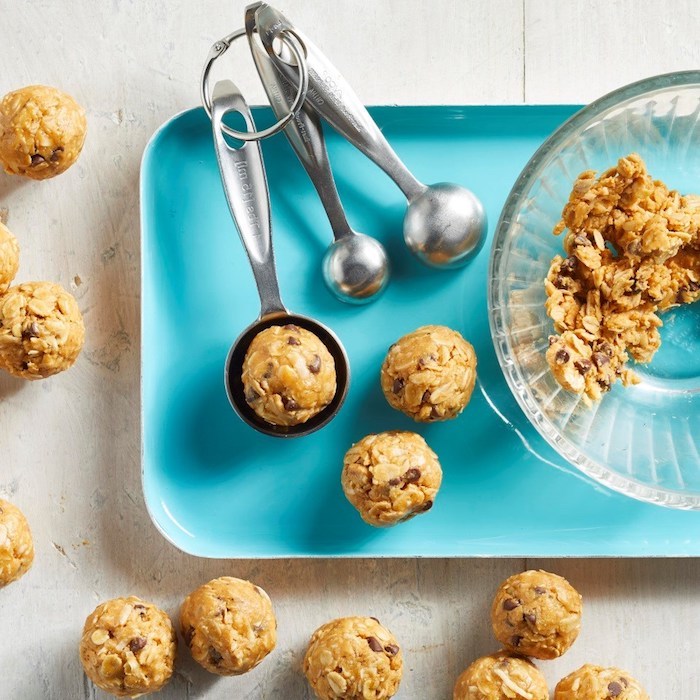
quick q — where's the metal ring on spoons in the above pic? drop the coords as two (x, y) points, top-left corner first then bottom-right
(252, 2), (487, 268)
(245, 20), (389, 303)
(201, 27), (309, 142)
(210, 79), (349, 437)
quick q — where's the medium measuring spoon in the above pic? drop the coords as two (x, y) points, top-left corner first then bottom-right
(251, 2), (487, 269)
(210, 79), (349, 437)
(246, 25), (389, 303)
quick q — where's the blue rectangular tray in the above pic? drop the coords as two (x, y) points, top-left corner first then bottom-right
(141, 104), (700, 557)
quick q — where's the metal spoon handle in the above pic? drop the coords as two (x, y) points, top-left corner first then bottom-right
(246, 27), (353, 241)
(251, 2), (426, 202)
(211, 80), (286, 317)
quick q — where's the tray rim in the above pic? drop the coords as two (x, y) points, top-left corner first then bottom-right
(140, 102), (700, 560)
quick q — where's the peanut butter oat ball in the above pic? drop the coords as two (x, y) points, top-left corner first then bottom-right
(179, 576), (276, 676)
(0, 222), (19, 293)
(0, 281), (85, 379)
(303, 616), (403, 700)
(0, 499), (34, 587)
(0, 85), (86, 179)
(242, 323), (336, 426)
(453, 652), (549, 700)
(79, 596), (177, 698)
(342, 431), (442, 527)
(380, 325), (477, 422)
(554, 664), (649, 700)
(491, 570), (582, 660)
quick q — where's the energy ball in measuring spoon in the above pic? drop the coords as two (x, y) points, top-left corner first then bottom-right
(242, 324), (337, 427)
(0, 85), (86, 179)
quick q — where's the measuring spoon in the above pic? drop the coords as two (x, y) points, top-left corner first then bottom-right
(211, 79), (349, 437)
(251, 2), (486, 269)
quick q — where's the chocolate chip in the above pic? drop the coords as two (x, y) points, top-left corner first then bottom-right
(388, 477), (401, 486)
(555, 349), (570, 364)
(574, 359), (592, 374)
(560, 256), (577, 274)
(245, 389), (260, 403)
(367, 636), (383, 652)
(30, 154), (45, 166)
(128, 637), (147, 653)
(417, 354), (436, 368)
(599, 342), (614, 357)
(554, 275), (568, 289)
(283, 324), (300, 331)
(421, 390), (431, 403)
(690, 280), (700, 292)
(287, 336), (301, 346)
(548, 336), (557, 346)
(208, 647), (223, 665)
(523, 613), (536, 625)
(502, 598), (520, 611)
(534, 586), (546, 595)
(133, 604), (146, 610)
(370, 617), (380, 624)
(384, 644), (399, 656)
(335, 666), (343, 673)
(403, 468), (421, 483)
(510, 634), (522, 647)
(22, 322), (40, 340)
(308, 354), (321, 373)
(419, 500), (433, 512)
(592, 352), (610, 367)
(620, 678), (629, 687)
(607, 681), (623, 697)
(281, 395), (299, 411)
(392, 377), (405, 394)
(50, 147), (64, 162)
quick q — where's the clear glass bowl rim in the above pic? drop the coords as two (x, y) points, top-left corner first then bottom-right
(488, 70), (700, 510)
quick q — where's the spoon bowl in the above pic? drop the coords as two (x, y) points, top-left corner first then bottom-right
(225, 312), (350, 438)
(322, 233), (390, 304)
(403, 183), (486, 269)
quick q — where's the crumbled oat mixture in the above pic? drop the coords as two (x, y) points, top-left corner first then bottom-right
(545, 154), (700, 401)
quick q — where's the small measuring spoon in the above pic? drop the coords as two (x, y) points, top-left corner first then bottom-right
(251, 2), (487, 269)
(210, 79), (349, 437)
(246, 25), (389, 303)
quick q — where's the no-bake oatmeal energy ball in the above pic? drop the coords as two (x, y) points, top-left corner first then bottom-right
(242, 323), (336, 426)
(380, 325), (477, 422)
(0, 222), (20, 293)
(79, 596), (177, 698)
(0, 498), (34, 587)
(554, 664), (650, 700)
(491, 569), (583, 659)
(0, 281), (85, 379)
(0, 85), (87, 179)
(179, 576), (276, 676)
(453, 652), (549, 700)
(304, 616), (403, 700)
(342, 431), (442, 527)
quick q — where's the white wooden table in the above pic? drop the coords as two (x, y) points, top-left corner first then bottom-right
(1, 1), (699, 697)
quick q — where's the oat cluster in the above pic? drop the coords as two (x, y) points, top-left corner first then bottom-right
(545, 153), (700, 401)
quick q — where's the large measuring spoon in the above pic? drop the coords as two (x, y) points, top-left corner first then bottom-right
(210, 79), (349, 437)
(246, 25), (389, 303)
(251, 2), (487, 269)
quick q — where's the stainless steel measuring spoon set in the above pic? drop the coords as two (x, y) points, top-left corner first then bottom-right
(200, 2), (486, 435)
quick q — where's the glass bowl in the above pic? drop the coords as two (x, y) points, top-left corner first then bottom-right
(489, 71), (700, 510)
